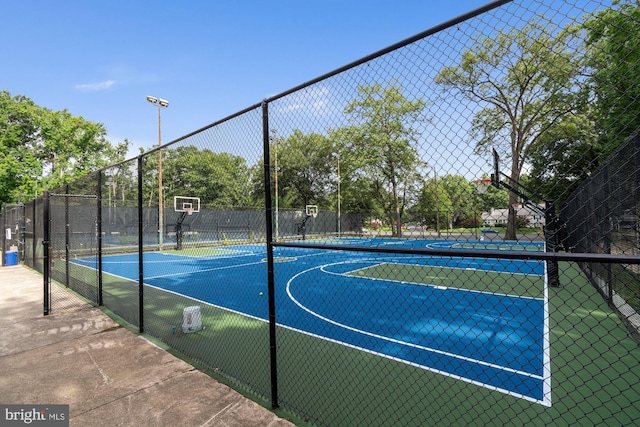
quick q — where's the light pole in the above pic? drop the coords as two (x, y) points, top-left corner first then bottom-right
(105, 180), (113, 225)
(337, 153), (341, 237)
(270, 129), (279, 241)
(31, 175), (41, 199)
(146, 95), (169, 251)
(426, 165), (441, 239)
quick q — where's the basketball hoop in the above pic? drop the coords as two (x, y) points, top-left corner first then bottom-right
(306, 204), (318, 218)
(472, 179), (492, 195)
(174, 196), (200, 214)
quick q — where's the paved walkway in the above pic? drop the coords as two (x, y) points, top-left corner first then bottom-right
(0, 264), (295, 426)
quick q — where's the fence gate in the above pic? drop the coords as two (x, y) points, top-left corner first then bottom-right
(44, 191), (99, 314)
(1, 203), (24, 266)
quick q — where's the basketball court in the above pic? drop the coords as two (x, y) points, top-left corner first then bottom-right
(72, 237), (550, 405)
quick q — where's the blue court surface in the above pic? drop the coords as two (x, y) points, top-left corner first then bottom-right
(75, 238), (550, 405)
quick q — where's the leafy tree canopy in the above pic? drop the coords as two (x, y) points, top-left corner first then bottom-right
(338, 83), (427, 236)
(435, 20), (583, 239)
(584, 0), (640, 154)
(0, 90), (129, 204)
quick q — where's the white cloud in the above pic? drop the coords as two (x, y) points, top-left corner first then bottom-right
(276, 85), (333, 114)
(74, 80), (116, 92)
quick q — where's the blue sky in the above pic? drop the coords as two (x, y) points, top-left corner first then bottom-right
(1, 1), (489, 157)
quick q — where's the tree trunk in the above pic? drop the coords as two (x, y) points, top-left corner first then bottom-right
(505, 154), (520, 241)
(505, 128), (522, 241)
(506, 203), (518, 241)
(393, 182), (402, 238)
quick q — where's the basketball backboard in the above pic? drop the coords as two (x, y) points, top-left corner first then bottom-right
(174, 196), (201, 213)
(306, 205), (318, 217)
(492, 149), (501, 188)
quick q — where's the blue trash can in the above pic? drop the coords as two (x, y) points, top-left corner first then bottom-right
(4, 251), (18, 266)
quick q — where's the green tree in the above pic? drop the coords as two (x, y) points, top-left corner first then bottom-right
(329, 127), (386, 223)
(247, 160), (267, 208)
(103, 158), (138, 211)
(416, 176), (452, 235)
(161, 146), (251, 207)
(39, 109), (122, 188)
(527, 2), (640, 204)
(276, 130), (335, 209)
(339, 83), (427, 237)
(435, 21), (582, 240)
(584, 0), (640, 155)
(338, 176), (380, 220)
(0, 91), (129, 203)
(530, 1), (640, 202)
(439, 175), (475, 228)
(249, 129), (336, 210)
(527, 112), (600, 203)
(0, 92), (44, 202)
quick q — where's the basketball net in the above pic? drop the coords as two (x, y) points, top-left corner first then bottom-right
(472, 179), (492, 195)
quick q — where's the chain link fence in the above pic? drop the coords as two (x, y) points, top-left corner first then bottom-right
(561, 128), (640, 338)
(5, 0), (640, 425)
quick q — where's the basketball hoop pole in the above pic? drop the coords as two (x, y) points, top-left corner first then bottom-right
(175, 209), (192, 251)
(299, 205), (318, 241)
(489, 149), (548, 215)
(173, 197), (199, 251)
(488, 148), (560, 287)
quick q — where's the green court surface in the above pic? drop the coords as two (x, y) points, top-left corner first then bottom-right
(160, 247), (240, 257)
(350, 263), (544, 299)
(454, 242), (543, 251)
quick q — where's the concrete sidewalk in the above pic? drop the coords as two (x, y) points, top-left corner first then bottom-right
(0, 265), (295, 427)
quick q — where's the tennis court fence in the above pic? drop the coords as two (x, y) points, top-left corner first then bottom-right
(3, 0), (640, 425)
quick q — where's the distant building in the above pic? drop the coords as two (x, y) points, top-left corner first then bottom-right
(481, 204), (545, 228)
(482, 208), (509, 228)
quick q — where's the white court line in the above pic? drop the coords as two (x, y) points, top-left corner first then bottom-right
(331, 259), (545, 301)
(285, 260), (551, 406)
(145, 249), (335, 280)
(98, 250), (257, 264)
(287, 261), (543, 380)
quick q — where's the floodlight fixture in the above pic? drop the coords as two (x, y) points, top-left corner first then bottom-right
(146, 95), (169, 108)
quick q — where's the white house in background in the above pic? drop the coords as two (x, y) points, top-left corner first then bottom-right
(517, 204), (546, 228)
(481, 204), (545, 229)
(482, 208), (509, 227)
